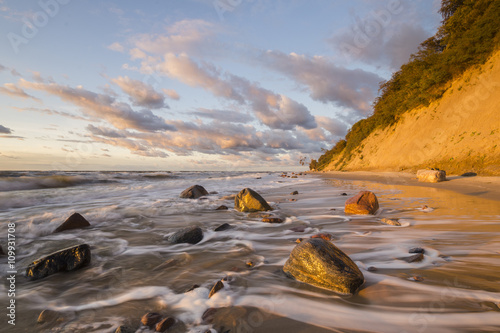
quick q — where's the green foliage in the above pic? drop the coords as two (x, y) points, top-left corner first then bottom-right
(314, 0), (500, 171)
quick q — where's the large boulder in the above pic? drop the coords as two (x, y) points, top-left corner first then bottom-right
(344, 191), (379, 215)
(54, 213), (90, 233)
(234, 188), (272, 212)
(417, 169), (446, 183)
(168, 226), (203, 244)
(283, 238), (364, 294)
(180, 185), (209, 199)
(26, 244), (91, 281)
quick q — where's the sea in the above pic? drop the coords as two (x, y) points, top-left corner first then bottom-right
(0, 171), (499, 333)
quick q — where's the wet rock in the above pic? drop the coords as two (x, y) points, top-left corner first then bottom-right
(380, 218), (401, 226)
(290, 191), (299, 195)
(245, 260), (255, 267)
(261, 217), (283, 223)
(202, 308), (218, 324)
(367, 266), (378, 272)
(210, 191), (219, 195)
(26, 244), (91, 281)
(54, 212), (90, 233)
(156, 317), (175, 332)
(409, 247), (425, 254)
(214, 223), (232, 232)
(344, 191), (379, 215)
(216, 205), (229, 211)
(114, 325), (136, 333)
(37, 309), (63, 324)
(341, 193), (348, 196)
(209, 280), (224, 298)
(283, 238), (364, 294)
(168, 226), (203, 244)
(311, 233), (333, 241)
(185, 284), (200, 293)
(180, 185), (209, 199)
(290, 226), (306, 232)
(295, 238), (303, 243)
(234, 188), (272, 212)
(141, 312), (162, 328)
(402, 253), (424, 263)
(417, 169), (446, 183)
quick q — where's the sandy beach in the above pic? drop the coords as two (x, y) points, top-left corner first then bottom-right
(314, 171), (500, 202)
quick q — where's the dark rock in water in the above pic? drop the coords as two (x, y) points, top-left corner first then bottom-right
(409, 247), (425, 254)
(216, 205), (229, 211)
(202, 308), (218, 324)
(261, 217), (283, 223)
(209, 280), (224, 298)
(367, 266), (378, 272)
(210, 191), (219, 195)
(234, 188), (272, 212)
(168, 226), (203, 244)
(403, 253), (424, 263)
(344, 191), (379, 215)
(290, 226), (306, 232)
(341, 193), (348, 196)
(180, 185), (209, 199)
(141, 312), (162, 328)
(290, 191), (299, 195)
(245, 260), (255, 267)
(412, 276), (425, 282)
(114, 325), (136, 333)
(185, 284), (200, 293)
(54, 212), (90, 233)
(214, 223), (232, 232)
(26, 244), (91, 281)
(283, 238), (364, 294)
(156, 317), (175, 332)
(37, 309), (64, 324)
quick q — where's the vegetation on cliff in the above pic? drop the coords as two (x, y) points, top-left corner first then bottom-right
(312, 0), (500, 171)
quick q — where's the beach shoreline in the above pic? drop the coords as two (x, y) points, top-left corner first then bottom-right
(311, 170), (500, 202)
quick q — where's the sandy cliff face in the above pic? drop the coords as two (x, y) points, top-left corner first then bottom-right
(327, 50), (500, 175)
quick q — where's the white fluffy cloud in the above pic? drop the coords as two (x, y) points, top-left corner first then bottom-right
(111, 76), (168, 109)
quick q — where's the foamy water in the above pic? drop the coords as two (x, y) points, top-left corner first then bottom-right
(0, 171), (499, 333)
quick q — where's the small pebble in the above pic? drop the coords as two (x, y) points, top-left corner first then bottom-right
(290, 226), (306, 232)
(367, 266), (378, 272)
(295, 238), (303, 243)
(290, 191), (299, 195)
(216, 205), (228, 211)
(380, 218), (401, 226)
(409, 247), (425, 254)
(411, 276), (425, 282)
(245, 261), (255, 267)
(341, 193), (348, 196)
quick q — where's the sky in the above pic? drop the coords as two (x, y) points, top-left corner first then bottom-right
(0, 0), (442, 171)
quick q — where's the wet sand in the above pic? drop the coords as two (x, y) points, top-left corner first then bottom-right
(315, 171), (500, 202)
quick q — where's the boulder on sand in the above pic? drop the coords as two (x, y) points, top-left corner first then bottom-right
(26, 244), (91, 281)
(168, 226), (203, 244)
(234, 188), (272, 212)
(54, 212), (90, 233)
(283, 238), (364, 294)
(417, 169), (446, 183)
(344, 191), (379, 215)
(180, 185), (209, 199)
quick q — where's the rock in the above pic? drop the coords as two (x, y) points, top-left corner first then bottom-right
(290, 191), (299, 195)
(185, 284), (200, 293)
(54, 212), (90, 233)
(417, 169), (446, 183)
(37, 309), (63, 324)
(114, 325), (136, 333)
(344, 191), (379, 215)
(214, 223), (232, 232)
(26, 244), (91, 281)
(283, 238), (364, 294)
(290, 226), (306, 232)
(295, 238), (303, 243)
(409, 247), (425, 254)
(234, 188), (272, 212)
(209, 280), (224, 298)
(202, 308), (218, 324)
(221, 195), (236, 200)
(411, 276), (425, 282)
(311, 233), (333, 241)
(403, 253), (424, 263)
(380, 218), (401, 226)
(245, 261), (255, 267)
(156, 317), (175, 332)
(367, 266), (378, 272)
(261, 217), (283, 223)
(341, 193), (348, 196)
(461, 172), (477, 177)
(216, 205), (228, 211)
(168, 226), (203, 244)
(141, 312), (162, 328)
(210, 191), (219, 195)
(180, 185), (209, 199)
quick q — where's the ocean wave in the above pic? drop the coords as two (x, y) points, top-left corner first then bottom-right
(0, 175), (92, 192)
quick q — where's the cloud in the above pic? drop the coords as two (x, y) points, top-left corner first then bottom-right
(162, 89), (180, 100)
(18, 79), (176, 132)
(87, 125), (126, 138)
(111, 76), (167, 109)
(0, 83), (40, 101)
(0, 64), (6, 71)
(190, 108), (253, 123)
(0, 125), (12, 134)
(260, 51), (382, 114)
(108, 42), (125, 52)
(12, 106), (89, 120)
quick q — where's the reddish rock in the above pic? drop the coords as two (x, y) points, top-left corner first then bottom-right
(54, 213), (90, 233)
(262, 217), (283, 223)
(344, 191), (379, 215)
